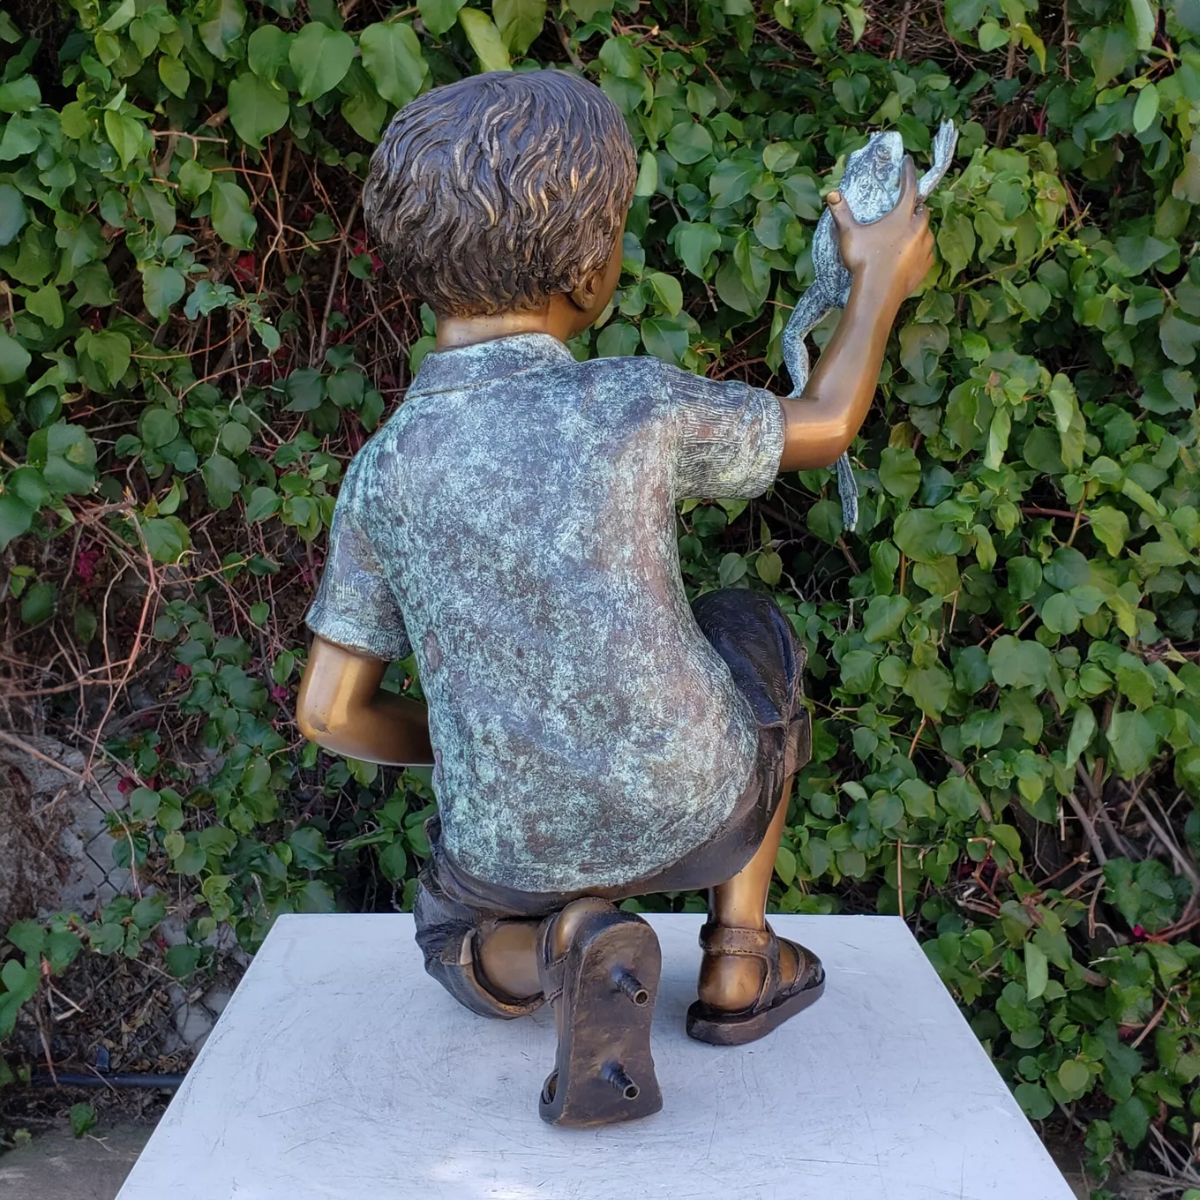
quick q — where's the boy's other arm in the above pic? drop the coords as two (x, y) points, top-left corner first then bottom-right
(779, 159), (934, 472)
(296, 635), (434, 767)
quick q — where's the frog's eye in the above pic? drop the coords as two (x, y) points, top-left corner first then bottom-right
(877, 148), (891, 163)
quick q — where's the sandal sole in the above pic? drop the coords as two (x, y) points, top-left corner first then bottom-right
(686, 951), (826, 1047)
(539, 912), (663, 1127)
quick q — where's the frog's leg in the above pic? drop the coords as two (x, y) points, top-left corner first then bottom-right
(781, 285), (832, 398)
(917, 120), (959, 201)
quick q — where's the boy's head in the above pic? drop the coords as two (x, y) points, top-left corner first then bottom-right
(364, 70), (637, 321)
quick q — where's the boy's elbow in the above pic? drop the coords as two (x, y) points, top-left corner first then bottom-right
(779, 407), (856, 471)
(295, 706), (326, 745)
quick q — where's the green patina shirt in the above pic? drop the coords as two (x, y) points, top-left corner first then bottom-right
(306, 334), (784, 893)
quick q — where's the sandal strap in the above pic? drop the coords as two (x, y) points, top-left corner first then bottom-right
(699, 922), (785, 1011)
(698, 921), (779, 962)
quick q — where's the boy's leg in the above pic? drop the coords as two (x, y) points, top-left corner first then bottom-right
(476, 920), (541, 1000)
(686, 588), (825, 1042)
(413, 840), (545, 1019)
(696, 773), (798, 1013)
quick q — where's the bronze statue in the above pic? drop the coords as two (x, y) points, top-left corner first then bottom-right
(296, 69), (934, 1126)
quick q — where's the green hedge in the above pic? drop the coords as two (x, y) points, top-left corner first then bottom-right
(2, 0), (1200, 1182)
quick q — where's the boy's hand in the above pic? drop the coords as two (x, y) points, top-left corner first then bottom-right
(827, 158), (934, 309)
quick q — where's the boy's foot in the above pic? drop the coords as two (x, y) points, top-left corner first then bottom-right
(687, 922), (825, 1046)
(536, 899), (663, 1127)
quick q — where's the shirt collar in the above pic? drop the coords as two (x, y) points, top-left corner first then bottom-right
(407, 333), (575, 396)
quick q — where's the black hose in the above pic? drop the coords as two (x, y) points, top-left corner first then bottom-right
(31, 1072), (185, 1089)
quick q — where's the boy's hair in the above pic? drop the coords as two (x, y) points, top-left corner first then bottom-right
(364, 70), (637, 318)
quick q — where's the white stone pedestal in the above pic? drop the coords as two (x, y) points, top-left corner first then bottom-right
(117, 914), (1076, 1200)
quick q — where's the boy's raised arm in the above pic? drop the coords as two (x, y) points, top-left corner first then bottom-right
(778, 159), (934, 473)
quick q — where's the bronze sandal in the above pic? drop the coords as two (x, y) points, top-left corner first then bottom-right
(536, 902), (663, 1127)
(686, 922), (825, 1046)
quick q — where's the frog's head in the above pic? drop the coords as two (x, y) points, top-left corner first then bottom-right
(849, 130), (904, 195)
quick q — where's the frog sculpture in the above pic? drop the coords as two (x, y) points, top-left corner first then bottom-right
(781, 121), (958, 530)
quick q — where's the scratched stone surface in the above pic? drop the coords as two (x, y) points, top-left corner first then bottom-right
(115, 914), (1079, 1200)
(306, 333), (785, 893)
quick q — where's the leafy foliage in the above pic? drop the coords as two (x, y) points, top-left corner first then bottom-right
(2, 0), (1200, 1184)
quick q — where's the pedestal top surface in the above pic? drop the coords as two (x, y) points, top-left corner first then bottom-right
(117, 913), (1075, 1200)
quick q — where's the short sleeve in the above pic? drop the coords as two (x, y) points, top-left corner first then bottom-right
(305, 455), (411, 660)
(665, 366), (785, 500)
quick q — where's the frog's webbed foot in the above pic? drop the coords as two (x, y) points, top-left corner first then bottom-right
(917, 121), (958, 201)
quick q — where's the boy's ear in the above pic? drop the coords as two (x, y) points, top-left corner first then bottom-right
(568, 266), (607, 313)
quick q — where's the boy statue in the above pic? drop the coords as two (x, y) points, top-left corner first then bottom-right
(296, 70), (933, 1126)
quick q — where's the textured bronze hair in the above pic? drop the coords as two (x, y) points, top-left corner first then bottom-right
(364, 70), (637, 318)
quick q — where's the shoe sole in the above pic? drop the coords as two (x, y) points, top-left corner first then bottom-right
(539, 912), (663, 1127)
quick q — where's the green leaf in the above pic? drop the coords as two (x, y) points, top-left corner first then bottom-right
(82, 330), (131, 387)
(142, 265), (186, 322)
(1133, 81), (1159, 132)
(26, 284), (63, 328)
(197, 0), (246, 60)
(709, 158), (759, 208)
(0, 76), (40, 113)
(228, 73), (290, 149)
(70, 1103), (97, 1139)
(142, 517), (188, 563)
(755, 550), (782, 585)
(1107, 710), (1159, 777)
(718, 552), (747, 586)
(210, 180), (257, 250)
(158, 55), (190, 99)
(1058, 1059), (1090, 1095)
(1110, 1096), (1149, 1148)
(6, 921), (45, 957)
(1160, 311), (1200, 365)
(666, 121), (713, 165)
(202, 453), (242, 509)
(878, 447), (921, 504)
(103, 111), (144, 169)
(863, 594), (909, 643)
(1014, 1082), (1054, 1121)
(892, 509), (944, 563)
(458, 9), (511, 72)
(1089, 506), (1129, 555)
(140, 408), (179, 449)
(648, 272), (683, 316)
(633, 148), (658, 198)
(359, 22), (428, 107)
(494, 0), (546, 55)
(640, 316), (689, 365)
(165, 944), (202, 979)
(1126, 0), (1156, 49)
(937, 774), (982, 821)
(131, 894), (166, 929)
(0, 330), (30, 383)
(0, 182), (27, 245)
(0, 492), (34, 550)
(567, 0), (610, 17)
(1066, 706), (1097, 766)
(419, 0), (468, 35)
(1081, 24), (1136, 88)
(288, 23), (356, 103)
(20, 581), (56, 624)
(247, 25), (291, 82)
(672, 222), (721, 278)
(1024, 940), (1048, 1000)
(904, 664), (953, 717)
